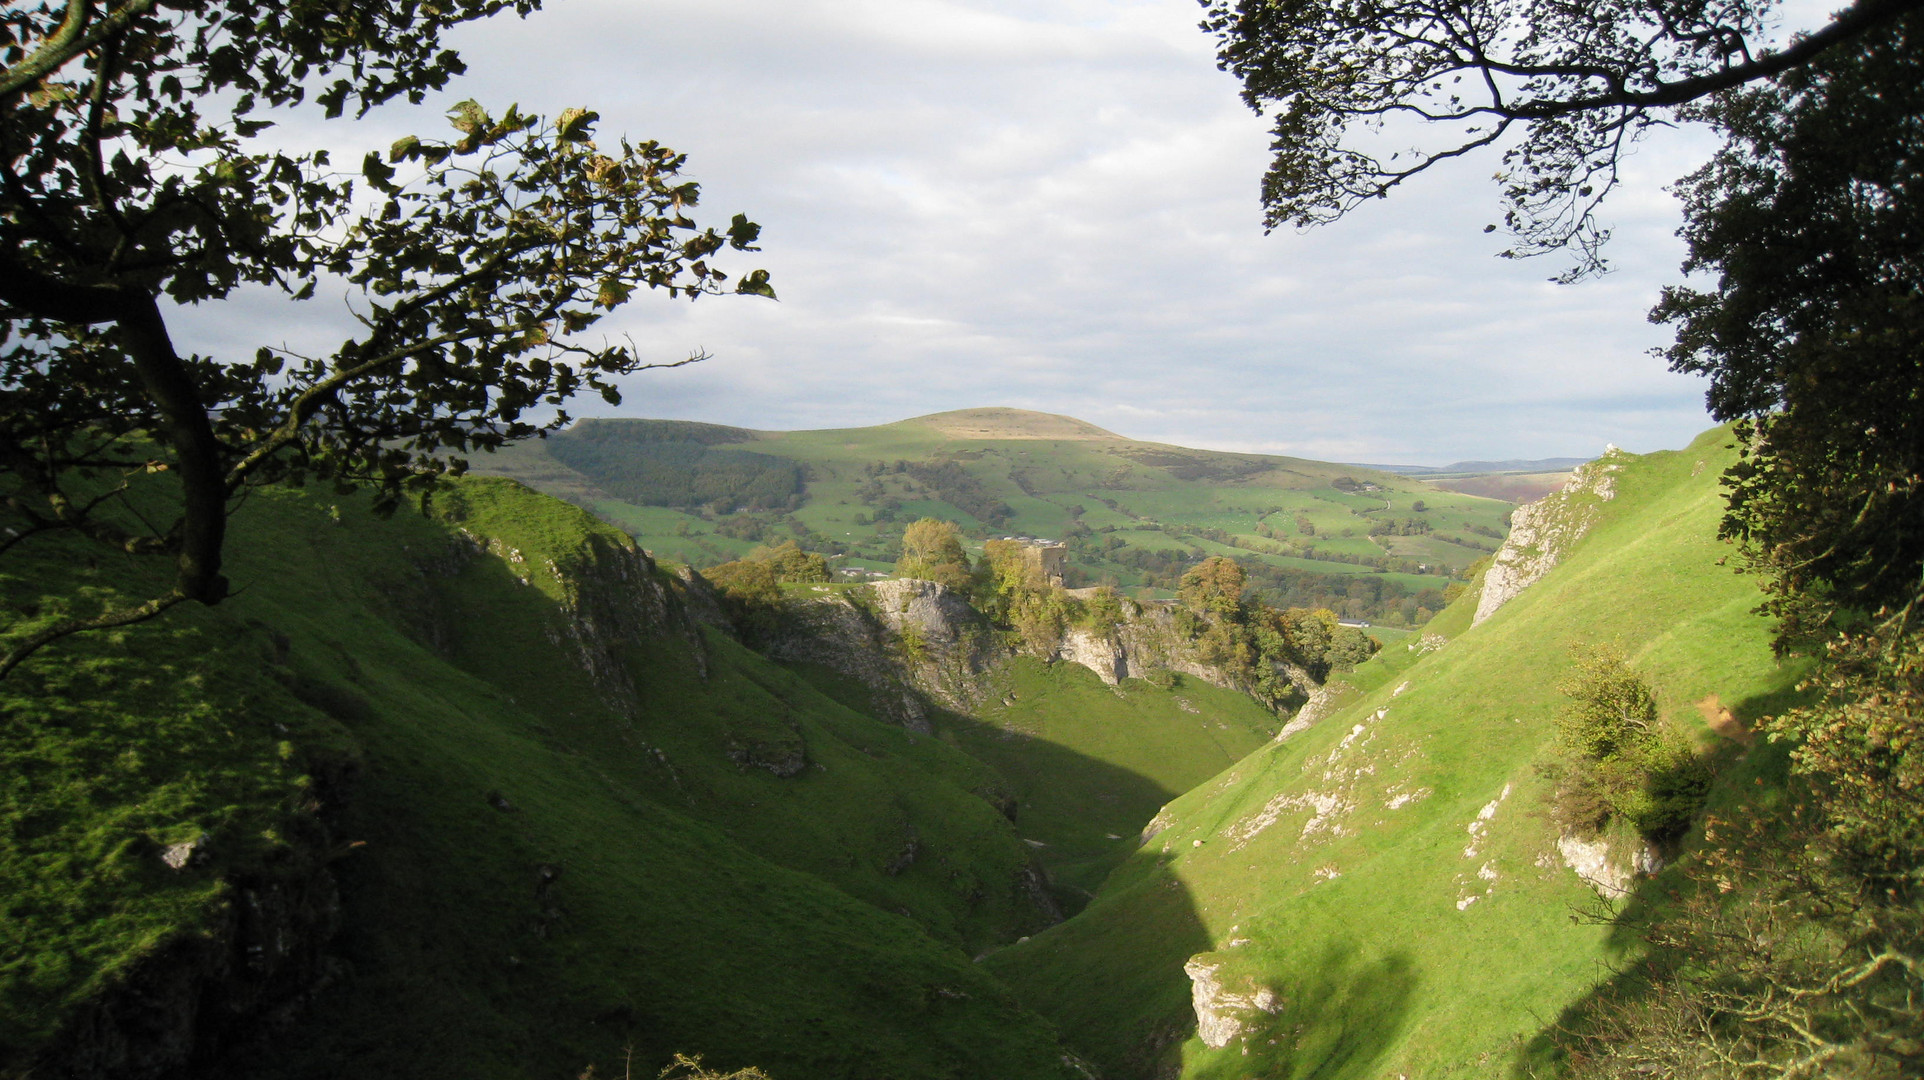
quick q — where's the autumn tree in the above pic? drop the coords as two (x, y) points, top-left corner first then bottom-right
(0, 1), (773, 675)
(978, 538), (1070, 654)
(894, 518), (972, 592)
(1178, 556), (1246, 618)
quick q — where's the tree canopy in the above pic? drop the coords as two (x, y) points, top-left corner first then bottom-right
(1201, 0), (1924, 276)
(1654, 11), (1924, 638)
(0, 0), (774, 674)
(895, 518), (973, 592)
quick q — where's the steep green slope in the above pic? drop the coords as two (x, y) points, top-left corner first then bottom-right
(2, 478), (1080, 1079)
(471, 409), (1515, 625)
(985, 427), (1799, 1079)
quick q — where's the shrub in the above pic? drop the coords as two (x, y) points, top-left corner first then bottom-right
(1543, 647), (1712, 840)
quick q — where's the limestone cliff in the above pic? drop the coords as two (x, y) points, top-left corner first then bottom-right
(765, 582), (1325, 733)
(1473, 447), (1625, 625)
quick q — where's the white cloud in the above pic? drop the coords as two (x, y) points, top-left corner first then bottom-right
(167, 0), (1756, 463)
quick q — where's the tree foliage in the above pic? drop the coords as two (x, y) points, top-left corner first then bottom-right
(1178, 555), (1246, 619)
(895, 518), (973, 593)
(1200, 0), (1922, 276)
(1654, 11), (1924, 643)
(979, 538), (1074, 654)
(1541, 646), (1709, 840)
(1546, 14), (1924, 1076)
(0, 0), (773, 674)
(1555, 805), (1924, 1079)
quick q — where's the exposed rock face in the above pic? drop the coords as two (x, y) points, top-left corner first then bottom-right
(759, 580), (995, 732)
(1474, 448), (1627, 625)
(1183, 955), (1282, 1049)
(768, 581), (1323, 741)
(414, 524), (716, 715)
(1057, 628), (1128, 684)
(1556, 832), (1666, 898)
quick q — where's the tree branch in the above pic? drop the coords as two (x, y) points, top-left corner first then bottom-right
(0, 588), (186, 679)
(0, 0), (156, 101)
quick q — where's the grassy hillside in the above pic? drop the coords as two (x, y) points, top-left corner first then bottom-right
(470, 409), (1517, 627)
(2, 477), (1095, 1079)
(983, 427), (1802, 1079)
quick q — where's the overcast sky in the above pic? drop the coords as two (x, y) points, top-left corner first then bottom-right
(184, 0), (1830, 464)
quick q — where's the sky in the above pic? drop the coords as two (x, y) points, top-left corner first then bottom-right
(177, 0), (1830, 464)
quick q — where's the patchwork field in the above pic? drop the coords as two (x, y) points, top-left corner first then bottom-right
(473, 408), (1523, 627)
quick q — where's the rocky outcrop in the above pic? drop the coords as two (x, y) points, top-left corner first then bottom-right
(1184, 954), (1282, 1049)
(766, 581), (1326, 739)
(759, 580), (995, 732)
(1556, 832), (1667, 899)
(1473, 447), (1626, 625)
(405, 522), (716, 716)
(1056, 628), (1128, 684)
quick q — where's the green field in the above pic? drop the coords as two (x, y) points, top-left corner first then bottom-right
(468, 408), (1521, 627)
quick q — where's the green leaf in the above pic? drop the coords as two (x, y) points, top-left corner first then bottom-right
(448, 99), (490, 135)
(390, 135), (421, 162)
(556, 107), (599, 143)
(361, 152), (397, 192)
(727, 213), (763, 250)
(595, 279), (633, 308)
(734, 269), (777, 300)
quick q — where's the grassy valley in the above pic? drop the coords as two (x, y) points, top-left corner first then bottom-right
(2, 477), (1090, 1078)
(983, 427), (1801, 1078)
(2, 458), (1309, 1078)
(5, 421), (1847, 1080)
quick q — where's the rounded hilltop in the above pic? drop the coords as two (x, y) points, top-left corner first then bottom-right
(899, 407), (1124, 441)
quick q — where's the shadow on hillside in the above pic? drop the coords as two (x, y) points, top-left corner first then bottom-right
(231, 505), (1226, 1079)
(1510, 713), (1808, 1078)
(1193, 940), (1419, 1080)
(938, 707), (1184, 912)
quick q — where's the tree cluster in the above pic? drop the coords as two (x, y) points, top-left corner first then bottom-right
(893, 518), (974, 593)
(1176, 557), (1377, 705)
(700, 541), (833, 640)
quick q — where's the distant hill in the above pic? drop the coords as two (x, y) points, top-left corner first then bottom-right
(470, 408), (1518, 629)
(906, 407), (1123, 441)
(1349, 456), (1593, 476)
